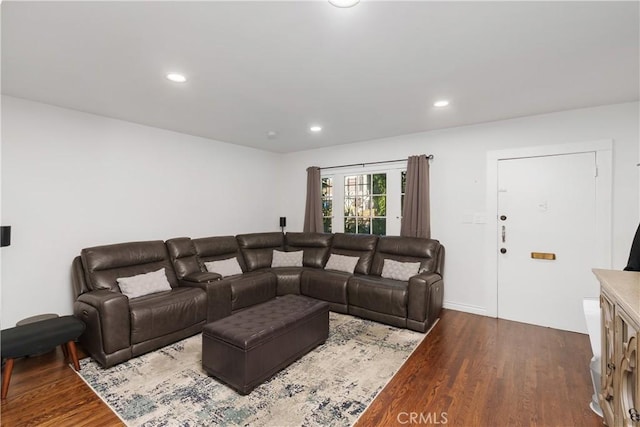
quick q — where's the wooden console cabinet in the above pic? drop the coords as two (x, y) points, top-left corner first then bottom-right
(594, 269), (640, 426)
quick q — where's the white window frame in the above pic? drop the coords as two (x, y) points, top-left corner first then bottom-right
(321, 163), (405, 236)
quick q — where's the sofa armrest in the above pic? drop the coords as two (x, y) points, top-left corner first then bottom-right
(179, 279), (231, 322)
(182, 271), (222, 283)
(74, 289), (131, 358)
(407, 272), (444, 332)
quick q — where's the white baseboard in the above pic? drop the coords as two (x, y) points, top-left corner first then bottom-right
(443, 301), (490, 317)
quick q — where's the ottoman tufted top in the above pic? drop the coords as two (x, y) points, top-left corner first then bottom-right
(203, 295), (329, 350)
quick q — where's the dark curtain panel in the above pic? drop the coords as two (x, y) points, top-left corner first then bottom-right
(624, 222), (640, 271)
(400, 155), (431, 238)
(303, 166), (323, 233)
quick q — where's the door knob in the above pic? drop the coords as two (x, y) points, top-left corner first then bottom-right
(500, 215), (507, 221)
(500, 248), (507, 254)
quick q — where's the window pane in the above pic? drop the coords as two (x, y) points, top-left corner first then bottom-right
(344, 217), (356, 233)
(344, 198), (356, 216)
(357, 218), (370, 234)
(322, 200), (332, 216)
(322, 178), (333, 197)
(356, 196), (370, 217)
(373, 174), (386, 194)
(372, 196), (386, 216)
(372, 218), (386, 236)
(345, 176), (357, 196)
(323, 218), (332, 233)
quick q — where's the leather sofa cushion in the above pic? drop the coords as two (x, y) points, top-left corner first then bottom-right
(300, 269), (349, 304)
(270, 267), (301, 295)
(81, 241), (179, 292)
(236, 232), (284, 271)
(269, 266), (315, 295)
(222, 271), (277, 311)
(129, 287), (206, 344)
(370, 236), (442, 276)
(193, 236), (247, 271)
(329, 233), (378, 275)
(285, 232), (333, 268)
(348, 274), (408, 317)
(165, 237), (200, 280)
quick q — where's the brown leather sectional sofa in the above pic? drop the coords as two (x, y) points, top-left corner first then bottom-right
(72, 232), (444, 368)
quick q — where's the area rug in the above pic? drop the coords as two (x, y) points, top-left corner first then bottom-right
(75, 313), (429, 426)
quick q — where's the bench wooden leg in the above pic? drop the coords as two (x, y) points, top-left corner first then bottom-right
(66, 341), (80, 371)
(2, 358), (15, 399)
(61, 343), (69, 359)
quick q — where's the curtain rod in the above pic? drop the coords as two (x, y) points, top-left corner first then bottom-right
(319, 154), (433, 171)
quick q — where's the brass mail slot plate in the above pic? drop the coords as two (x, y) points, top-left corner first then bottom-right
(531, 252), (556, 260)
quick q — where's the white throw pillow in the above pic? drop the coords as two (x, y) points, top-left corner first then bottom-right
(271, 250), (303, 268)
(381, 259), (421, 281)
(204, 257), (243, 278)
(117, 268), (172, 299)
(324, 253), (359, 274)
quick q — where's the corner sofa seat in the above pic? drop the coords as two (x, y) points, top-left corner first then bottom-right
(298, 233), (377, 314)
(300, 269), (351, 313)
(266, 232), (334, 295)
(268, 266), (316, 295)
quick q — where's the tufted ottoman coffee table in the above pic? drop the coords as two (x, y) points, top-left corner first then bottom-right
(202, 294), (329, 395)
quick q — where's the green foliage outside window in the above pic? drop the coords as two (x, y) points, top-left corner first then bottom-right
(344, 173), (386, 235)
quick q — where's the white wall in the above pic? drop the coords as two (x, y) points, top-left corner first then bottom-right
(2, 98), (637, 326)
(280, 102), (639, 315)
(0, 96), (282, 327)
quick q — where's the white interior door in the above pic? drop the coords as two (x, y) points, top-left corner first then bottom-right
(497, 152), (599, 333)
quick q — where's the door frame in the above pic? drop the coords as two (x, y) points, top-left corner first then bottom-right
(484, 139), (613, 318)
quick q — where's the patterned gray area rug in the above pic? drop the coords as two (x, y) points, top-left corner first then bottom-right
(76, 313), (428, 427)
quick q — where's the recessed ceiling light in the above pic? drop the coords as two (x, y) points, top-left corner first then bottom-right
(166, 73), (187, 83)
(310, 126), (323, 133)
(329, 0), (360, 7)
(433, 100), (450, 108)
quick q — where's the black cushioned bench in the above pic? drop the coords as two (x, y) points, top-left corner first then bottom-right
(202, 294), (329, 395)
(1, 315), (85, 399)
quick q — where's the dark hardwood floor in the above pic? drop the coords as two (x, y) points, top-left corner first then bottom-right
(356, 310), (602, 427)
(1, 309), (601, 426)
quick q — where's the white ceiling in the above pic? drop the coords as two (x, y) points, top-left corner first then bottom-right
(2, 1), (638, 153)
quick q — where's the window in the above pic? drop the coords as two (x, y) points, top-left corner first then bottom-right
(343, 173), (387, 235)
(322, 167), (404, 236)
(322, 177), (333, 233)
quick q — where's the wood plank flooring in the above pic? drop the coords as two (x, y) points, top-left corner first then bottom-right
(356, 310), (602, 426)
(1, 309), (601, 426)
